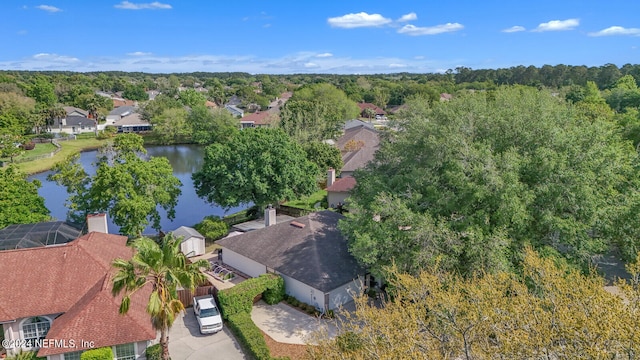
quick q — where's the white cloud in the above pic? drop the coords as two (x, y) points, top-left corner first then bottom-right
(32, 53), (79, 63)
(127, 51), (152, 56)
(36, 5), (62, 12)
(588, 26), (640, 37)
(397, 12), (417, 22)
(533, 18), (579, 32)
(398, 23), (464, 36)
(316, 53), (333, 58)
(0, 52), (463, 74)
(502, 25), (525, 33)
(327, 12), (392, 28)
(114, 1), (172, 10)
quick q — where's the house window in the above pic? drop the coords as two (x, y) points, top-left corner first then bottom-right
(64, 351), (83, 360)
(21, 317), (51, 347)
(114, 343), (136, 360)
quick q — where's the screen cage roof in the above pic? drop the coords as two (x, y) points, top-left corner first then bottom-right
(0, 221), (82, 251)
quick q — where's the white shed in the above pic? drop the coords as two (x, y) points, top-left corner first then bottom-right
(172, 226), (205, 257)
(216, 210), (364, 310)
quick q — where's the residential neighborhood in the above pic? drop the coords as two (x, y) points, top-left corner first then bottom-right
(2, 61), (640, 360)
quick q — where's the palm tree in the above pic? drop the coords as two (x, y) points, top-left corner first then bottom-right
(112, 235), (209, 360)
(86, 98), (99, 136)
(49, 105), (66, 132)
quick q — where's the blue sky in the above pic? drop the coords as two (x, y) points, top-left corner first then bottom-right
(0, 0), (638, 74)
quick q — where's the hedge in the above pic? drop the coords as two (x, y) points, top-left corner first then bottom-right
(145, 344), (162, 360)
(227, 312), (289, 360)
(80, 347), (113, 360)
(218, 273), (284, 320)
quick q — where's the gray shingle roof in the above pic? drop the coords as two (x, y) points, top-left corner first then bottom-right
(171, 226), (204, 241)
(217, 210), (363, 292)
(108, 105), (135, 117)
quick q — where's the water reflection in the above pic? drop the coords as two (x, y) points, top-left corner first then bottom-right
(29, 144), (244, 235)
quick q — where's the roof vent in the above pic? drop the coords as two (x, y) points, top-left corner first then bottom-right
(290, 221), (306, 229)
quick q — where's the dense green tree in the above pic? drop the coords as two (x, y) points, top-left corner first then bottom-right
(49, 134), (182, 236)
(279, 83), (359, 142)
(0, 166), (50, 228)
(140, 94), (181, 122)
(342, 87), (640, 277)
(178, 88), (207, 108)
(123, 83), (149, 101)
(26, 76), (57, 107)
(188, 106), (238, 145)
(151, 107), (190, 144)
(0, 92), (37, 134)
(303, 141), (343, 179)
(112, 235), (209, 360)
(193, 128), (318, 208)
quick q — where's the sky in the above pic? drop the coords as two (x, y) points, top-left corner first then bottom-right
(0, 0), (639, 74)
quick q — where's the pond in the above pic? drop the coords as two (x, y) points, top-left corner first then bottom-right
(29, 144), (246, 235)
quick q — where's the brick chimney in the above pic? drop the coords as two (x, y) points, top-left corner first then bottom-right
(327, 168), (336, 188)
(265, 204), (276, 227)
(87, 213), (108, 234)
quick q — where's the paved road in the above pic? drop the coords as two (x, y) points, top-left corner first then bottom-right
(169, 310), (247, 360)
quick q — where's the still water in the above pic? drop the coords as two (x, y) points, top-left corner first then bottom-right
(29, 144), (246, 234)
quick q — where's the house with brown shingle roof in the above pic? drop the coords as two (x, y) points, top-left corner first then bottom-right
(326, 169), (357, 208)
(336, 125), (380, 177)
(0, 232), (155, 359)
(239, 111), (277, 129)
(356, 102), (386, 119)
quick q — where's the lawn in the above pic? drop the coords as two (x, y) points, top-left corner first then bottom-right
(9, 136), (108, 175)
(0, 142), (58, 164)
(284, 190), (327, 211)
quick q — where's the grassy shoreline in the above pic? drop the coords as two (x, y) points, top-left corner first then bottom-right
(9, 137), (108, 175)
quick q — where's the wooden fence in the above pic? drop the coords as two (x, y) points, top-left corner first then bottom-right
(177, 285), (217, 308)
(275, 204), (311, 218)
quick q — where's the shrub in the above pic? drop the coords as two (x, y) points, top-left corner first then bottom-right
(6, 350), (45, 360)
(144, 344), (162, 360)
(21, 142), (35, 151)
(262, 276), (285, 305)
(194, 216), (229, 241)
(228, 312), (271, 360)
(80, 347), (114, 360)
(218, 273), (285, 319)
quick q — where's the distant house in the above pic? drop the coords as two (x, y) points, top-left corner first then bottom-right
(336, 125), (380, 177)
(217, 210), (364, 311)
(344, 119), (375, 131)
(0, 221), (82, 251)
(239, 111), (276, 129)
(0, 232), (156, 359)
(325, 169), (356, 208)
(357, 102), (386, 119)
(63, 106), (89, 118)
(172, 226), (205, 258)
(105, 105), (136, 126)
(112, 98), (137, 108)
(112, 112), (152, 133)
(225, 105), (244, 118)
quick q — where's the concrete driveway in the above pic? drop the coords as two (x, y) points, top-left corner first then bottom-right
(251, 301), (340, 345)
(169, 310), (248, 360)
